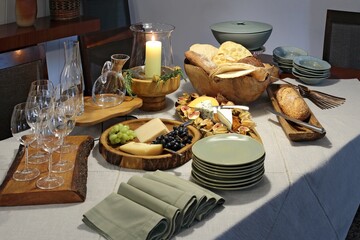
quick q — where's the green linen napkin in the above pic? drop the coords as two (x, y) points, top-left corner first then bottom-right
(82, 171), (225, 240)
(127, 175), (198, 228)
(117, 182), (181, 239)
(82, 193), (168, 240)
(147, 171), (225, 223)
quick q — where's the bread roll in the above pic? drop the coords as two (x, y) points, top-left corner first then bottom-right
(276, 85), (310, 121)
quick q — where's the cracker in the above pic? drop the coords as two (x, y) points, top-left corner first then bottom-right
(212, 41), (253, 65)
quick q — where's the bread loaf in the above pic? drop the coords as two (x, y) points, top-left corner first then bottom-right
(276, 85), (311, 121)
(185, 50), (217, 74)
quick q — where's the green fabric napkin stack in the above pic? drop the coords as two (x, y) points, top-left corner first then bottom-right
(82, 170), (225, 240)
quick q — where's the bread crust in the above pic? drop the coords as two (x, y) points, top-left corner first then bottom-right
(276, 85), (311, 121)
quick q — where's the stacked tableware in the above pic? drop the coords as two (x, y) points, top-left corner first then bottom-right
(191, 133), (265, 190)
(292, 56), (331, 85)
(273, 46), (308, 73)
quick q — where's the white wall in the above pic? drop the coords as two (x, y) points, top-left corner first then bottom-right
(128, 0), (360, 67)
(1, 0), (359, 82)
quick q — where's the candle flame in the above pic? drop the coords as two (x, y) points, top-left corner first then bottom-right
(151, 34), (155, 41)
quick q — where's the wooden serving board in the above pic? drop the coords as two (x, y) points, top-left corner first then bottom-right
(0, 136), (94, 206)
(267, 84), (326, 141)
(99, 118), (202, 171)
(76, 96), (143, 126)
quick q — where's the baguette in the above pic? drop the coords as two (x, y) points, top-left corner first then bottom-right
(276, 85), (311, 121)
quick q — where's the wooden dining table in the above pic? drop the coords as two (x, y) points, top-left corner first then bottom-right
(0, 55), (359, 240)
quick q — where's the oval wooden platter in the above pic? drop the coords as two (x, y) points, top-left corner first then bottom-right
(76, 96), (143, 126)
(99, 118), (202, 171)
(266, 84), (326, 141)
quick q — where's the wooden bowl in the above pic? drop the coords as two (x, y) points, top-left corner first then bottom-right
(130, 67), (181, 111)
(99, 118), (201, 171)
(184, 59), (279, 104)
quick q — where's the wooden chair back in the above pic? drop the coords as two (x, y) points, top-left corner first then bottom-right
(323, 9), (360, 69)
(0, 45), (48, 140)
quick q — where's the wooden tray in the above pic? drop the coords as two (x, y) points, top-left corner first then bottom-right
(76, 96), (143, 126)
(99, 118), (202, 171)
(266, 84), (326, 141)
(0, 136), (94, 206)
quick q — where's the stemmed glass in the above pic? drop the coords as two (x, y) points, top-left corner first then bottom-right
(26, 89), (53, 164)
(29, 79), (54, 93)
(51, 85), (77, 173)
(56, 84), (80, 154)
(11, 103), (40, 181)
(36, 109), (64, 190)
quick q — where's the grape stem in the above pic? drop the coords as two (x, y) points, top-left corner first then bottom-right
(164, 148), (184, 157)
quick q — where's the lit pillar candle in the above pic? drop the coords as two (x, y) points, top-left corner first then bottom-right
(145, 35), (162, 78)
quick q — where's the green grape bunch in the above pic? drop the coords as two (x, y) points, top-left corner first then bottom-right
(108, 124), (136, 145)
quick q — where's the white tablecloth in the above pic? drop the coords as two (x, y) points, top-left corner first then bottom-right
(0, 78), (359, 240)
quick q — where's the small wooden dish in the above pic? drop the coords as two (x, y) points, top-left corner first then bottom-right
(267, 84), (326, 141)
(0, 136), (94, 206)
(99, 118), (201, 171)
(76, 96), (143, 126)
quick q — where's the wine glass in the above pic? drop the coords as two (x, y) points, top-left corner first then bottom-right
(56, 84), (79, 154)
(29, 79), (54, 93)
(11, 103), (40, 181)
(36, 111), (64, 190)
(51, 86), (77, 173)
(25, 89), (53, 164)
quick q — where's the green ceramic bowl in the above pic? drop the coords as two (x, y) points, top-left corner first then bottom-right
(210, 21), (272, 50)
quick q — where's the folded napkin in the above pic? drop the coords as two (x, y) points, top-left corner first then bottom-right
(82, 193), (168, 240)
(82, 171), (225, 240)
(127, 175), (198, 228)
(148, 171), (225, 223)
(117, 182), (181, 239)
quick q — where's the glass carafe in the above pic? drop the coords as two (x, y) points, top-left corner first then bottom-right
(60, 40), (84, 115)
(92, 54), (129, 108)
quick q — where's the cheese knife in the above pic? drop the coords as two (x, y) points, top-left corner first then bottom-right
(267, 108), (326, 134)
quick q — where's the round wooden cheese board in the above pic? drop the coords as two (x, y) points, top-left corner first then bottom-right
(99, 118), (202, 170)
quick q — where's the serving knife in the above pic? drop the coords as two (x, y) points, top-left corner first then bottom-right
(267, 108), (326, 134)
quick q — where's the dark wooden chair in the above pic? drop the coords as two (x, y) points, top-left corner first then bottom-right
(323, 9), (360, 69)
(0, 45), (48, 140)
(79, 0), (133, 96)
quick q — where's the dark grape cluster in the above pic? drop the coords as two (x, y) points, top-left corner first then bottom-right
(152, 125), (193, 151)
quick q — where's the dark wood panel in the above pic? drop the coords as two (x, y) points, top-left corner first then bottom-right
(0, 16), (100, 53)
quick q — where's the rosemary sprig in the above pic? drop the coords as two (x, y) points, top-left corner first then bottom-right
(159, 67), (184, 82)
(123, 69), (135, 97)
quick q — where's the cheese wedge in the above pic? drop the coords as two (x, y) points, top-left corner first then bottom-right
(194, 100), (214, 119)
(134, 118), (169, 143)
(188, 96), (219, 108)
(217, 108), (233, 130)
(119, 142), (163, 156)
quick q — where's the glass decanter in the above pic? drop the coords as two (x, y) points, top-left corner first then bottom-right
(60, 40), (84, 115)
(92, 54), (129, 108)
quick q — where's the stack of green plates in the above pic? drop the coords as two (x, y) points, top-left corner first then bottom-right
(191, 134), (266, 190)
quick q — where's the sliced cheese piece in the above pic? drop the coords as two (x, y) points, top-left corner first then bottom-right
(134, 118), (169, 143)
(217, 108), (233, 130)
(119, 142), (163, 156)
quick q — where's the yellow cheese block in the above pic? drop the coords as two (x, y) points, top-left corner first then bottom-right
(134, 118), (170, 143)
(119, 142), (163, 156)
(188, 96), (219, 108)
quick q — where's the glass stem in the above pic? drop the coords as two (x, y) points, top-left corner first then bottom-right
(24, 144), (29, 170)
(59, 135), (64, 162)
(48, 151), (53, 178)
